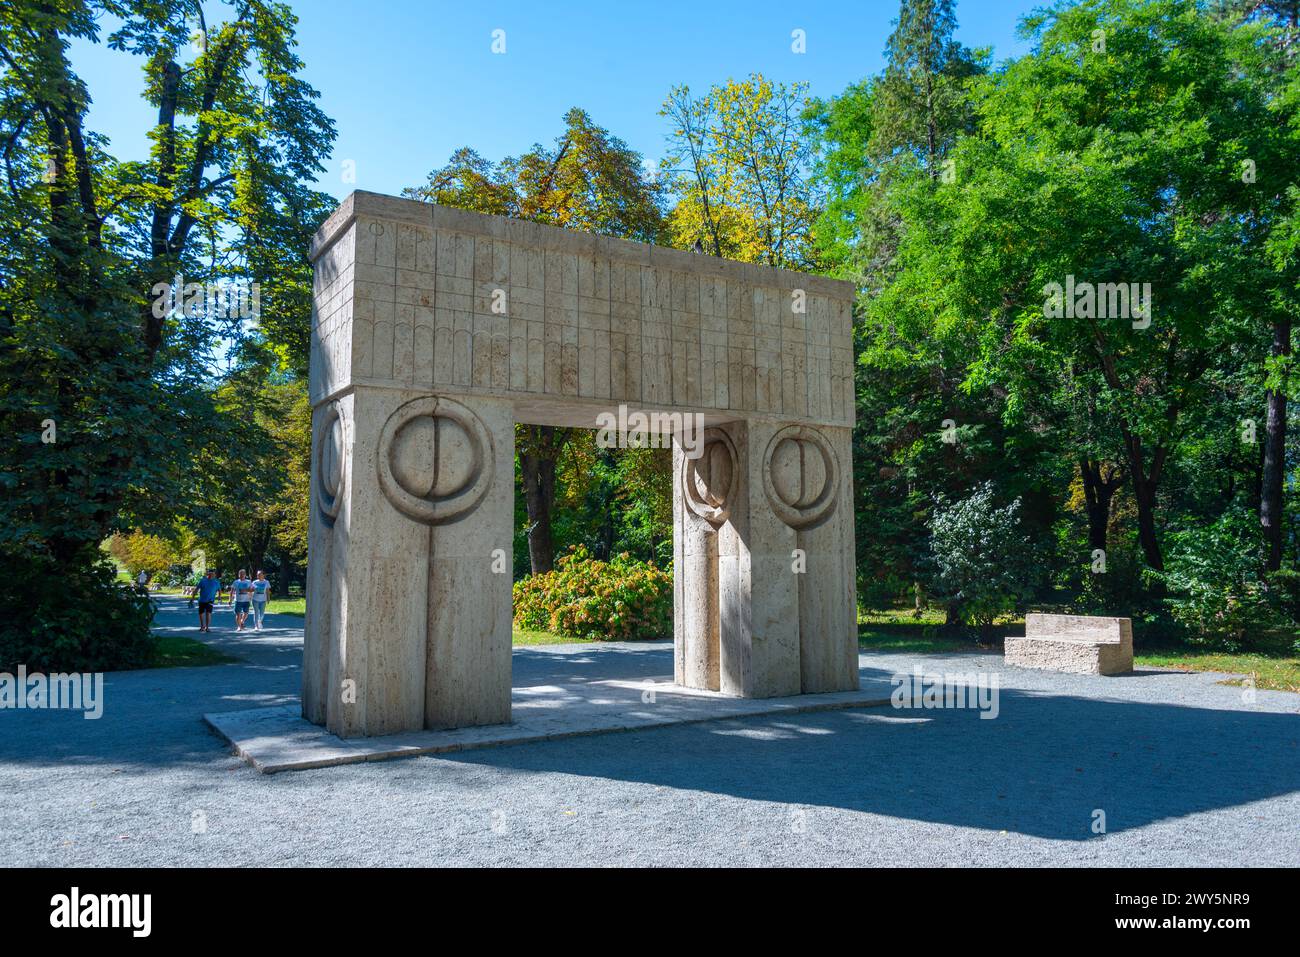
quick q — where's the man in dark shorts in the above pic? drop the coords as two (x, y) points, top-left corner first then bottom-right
(196, 569), (221, 633)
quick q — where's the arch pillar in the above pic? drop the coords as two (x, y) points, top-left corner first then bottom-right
(304, 386), (514, 738)
(673, 419), (858, 698)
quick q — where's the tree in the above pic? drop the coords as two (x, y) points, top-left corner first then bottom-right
(406, 108), (664, 573)
(887, 0), (1298, 573)
(0, 0), (335, 661)
(108, 530), (180, 579)
(1212, 0), (1300, 570)
(872, 0), (984, 179)
(181, 355), (310, 580)
(928, 483), (1038, 638)
(806, 0), (998, 609)
(660, 75), (820, 268)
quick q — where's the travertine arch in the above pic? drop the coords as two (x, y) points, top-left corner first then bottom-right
(304, 191), (857, 738)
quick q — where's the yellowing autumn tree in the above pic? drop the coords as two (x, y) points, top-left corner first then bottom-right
(660, 74), (821, 268)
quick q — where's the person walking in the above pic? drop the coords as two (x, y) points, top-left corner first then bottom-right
(195, 569), (221, 633)
(229, 569), (254, 632)
(250, 570), (271, 632)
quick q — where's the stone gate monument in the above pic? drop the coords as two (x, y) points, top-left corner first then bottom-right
(306, 191), (858, 739)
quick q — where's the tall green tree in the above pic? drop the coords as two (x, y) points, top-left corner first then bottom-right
(806, 0), (1000, 611)
(182, 355), (309, 578)
(0, 0), (334, 664)
(892, 0), (1299, 574)
(1212, 0), (1300, 569)
(872, 0), (984, 178)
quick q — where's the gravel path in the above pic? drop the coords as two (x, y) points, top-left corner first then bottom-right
(2, 595), (1298, 866)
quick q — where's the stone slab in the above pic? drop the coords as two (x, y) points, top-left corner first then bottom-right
(206, 676), (891, 773)
(1005, 628), (1134, 677)
(1006, 613), (1134, 676)
(308, 191), (856, 429)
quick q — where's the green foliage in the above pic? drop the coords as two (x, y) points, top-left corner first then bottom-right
(406, 108), (663, 242)
(1264, 567), (1300, 627)
(180, 364), (311, 577)
(810, 0), (1300, 647)
(1147, 512), (1288, 650)
(928, 484), (1039, 630)
(0, 0), (334, 667)
(106, 530), (183, 578)
(512, 546), (672, 641)
(0, 553), (156, 673)
(548, 443), (673, 567)
(872, 0), (985, 172)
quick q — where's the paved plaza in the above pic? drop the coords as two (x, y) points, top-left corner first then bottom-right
(2, 596), (1298, 867)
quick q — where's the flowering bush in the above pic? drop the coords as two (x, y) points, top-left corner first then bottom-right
(513, 545), (672, 641)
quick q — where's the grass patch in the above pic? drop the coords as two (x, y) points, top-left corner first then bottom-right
(151, 633), (238, 668)
(857, 608), (1005, 653)
(859, 607), (948, 626)
(1136, 633), (1300, 692)
(264, 597), (305, 616)
(857, 623), (974, 654)
(859, 606), (1300, 692)
(512, 626), (582, 645)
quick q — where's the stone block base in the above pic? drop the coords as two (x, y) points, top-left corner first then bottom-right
(1004, 636), (1133, 675)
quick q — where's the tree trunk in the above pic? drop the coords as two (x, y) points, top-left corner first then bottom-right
(248, 525), (271, 577)
(1262, 314), (1290, 571)
(519, 425), (560, 574)
(1132, 475), (1163, 572)
(1115, 428), (1166, 571)
(1080, 459), (1123, 553)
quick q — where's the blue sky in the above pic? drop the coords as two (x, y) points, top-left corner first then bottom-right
(72, 0), (1043, 201)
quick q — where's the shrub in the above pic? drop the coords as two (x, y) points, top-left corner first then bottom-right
(927, 483), (1038, 635)
(0, 551), (157, 672)
(1148, 513), (1286, 651)
(1263, 567), (1300, 624)
(513, 545), (672, 641)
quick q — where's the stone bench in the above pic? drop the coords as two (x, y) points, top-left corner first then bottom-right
(1004, 614), (1133, 676)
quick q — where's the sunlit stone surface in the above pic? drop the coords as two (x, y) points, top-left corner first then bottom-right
(305, 191), (858, 738)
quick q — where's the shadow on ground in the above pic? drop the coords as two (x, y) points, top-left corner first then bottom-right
(440, 668), (1300, 841)
(5, 596), (1299, 844)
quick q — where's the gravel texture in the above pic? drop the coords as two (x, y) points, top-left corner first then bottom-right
(2, 595), (1298, 867)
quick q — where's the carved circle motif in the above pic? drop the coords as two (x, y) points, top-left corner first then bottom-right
(761, 426), (839, 530)
(315, 402), (346, 522)
(682, 428), (738, 526)
(377, 396), (494, 526)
